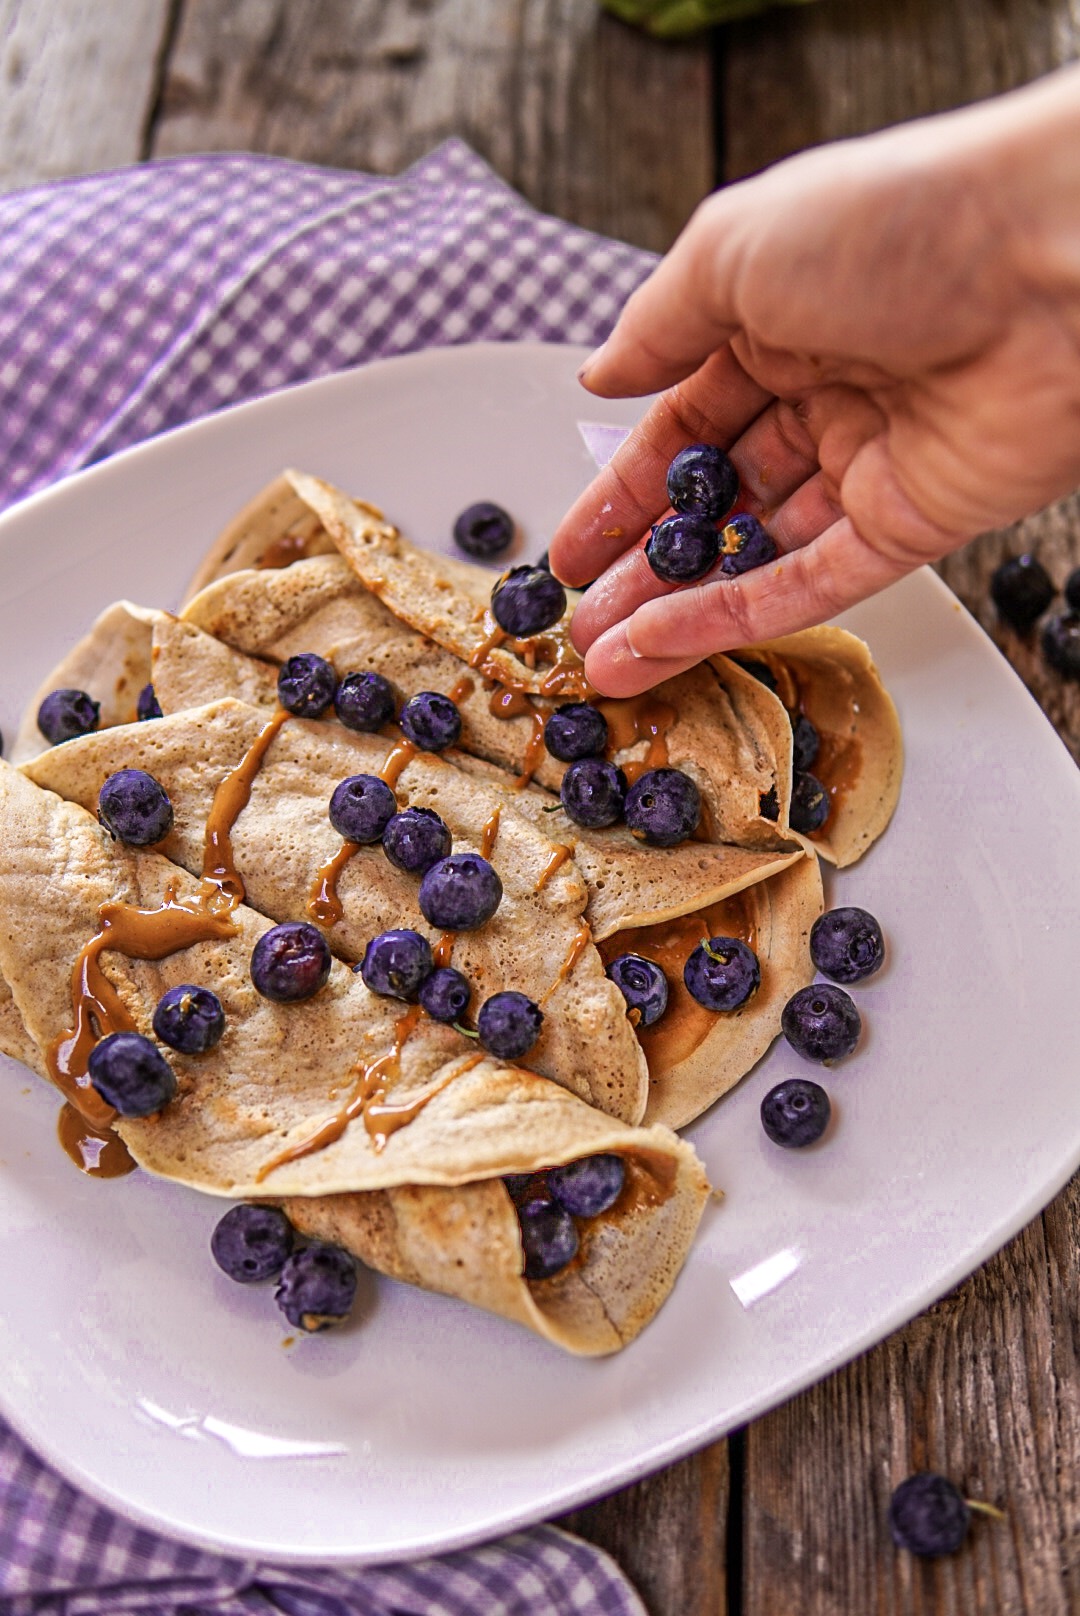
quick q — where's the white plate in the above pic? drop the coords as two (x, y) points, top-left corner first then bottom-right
(1, 342), (1078, 1565)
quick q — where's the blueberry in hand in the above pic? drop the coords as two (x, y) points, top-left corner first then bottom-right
(791, 713), (819, 772)
(667, 443), (739, 522)
(719, 513), (778, 576)
(87, 1031), (176, 1116)
(38, 687), (100, 745)
(328, 773), (398, 843)
(606, 953), (669, 1028)
(211, 1204), (294, 1283)
(453, 501), (515, 559)
(684, 936), (760, 1012)
(990, 554), (1054, 632)
(359, 928), (434, 1000)
(624, 766), (701, 846)
(277, 652), (338, 717)
(98, 768), (174, 845)
(418, 965), (471, 1023)
(518, 1199), (579, 1280)
(399, 691), (462, 752)
(419, 853), (502, 930)
(782, 983), (861, 1062)
(544, 702), (608, 762)
(275, 1241), (357, 1331)
(382, 806), (452, 873)
(560, 757), (626, 828)
(136, 683), (162, 721)
(548, 1153), (625, 1217)
(645, 514), (720, 583)
(334, 670), (396, 732)
(810, 906), (885, 984)
(477, 991), (543, 1059)
(1041, 610), (1080, 677)
(789, 770), (830, 834)
(760, 1077), (831, 1148)
(888, 1473), (971, 1557)
(153, 984), (226, 1054)
(251, 922), (332, 1002)
(491, 565), (567, 636)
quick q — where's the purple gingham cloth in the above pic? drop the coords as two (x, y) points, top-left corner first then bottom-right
(0, 144), (655, 1612)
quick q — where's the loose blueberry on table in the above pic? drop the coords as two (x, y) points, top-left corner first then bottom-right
(718, 512), (778, 576)
(334, 670), (396, 732)
(277, 652), (338, 717)
(781, 983), (861, 1062)
(417, 965), (472, 1024)
(398, 690), (462, 752)
(453, 500), (515, 559)
(87, 1031), (177, 1117)
(788, 770), (830, 834)
(645, 513), (720, 583)
(327, 773), (398, 843)
(382, 805), (452, 873)
(38, 686), (100, 745)
(606, 952), (669, 1028)
(888, 1473), (971, 1557)
(684, 936), (760, 1012)
(490, 565), (567, 636)
(760, 1077), (831, 1148)
(624, 766), (701, 847)
(547, 1153), (625, 1217)
(667, 443), (740, 522)
(419, 853), (503, 930)
(211, 1204), (294, 1284)
(359, 928), (435, 1001)
(477, 990), (543, 1059)
(97, 768), (174, 846)
(275, 1242), (358, 1332)
(559, 757), (626, 828)
(153, 984), (226, 1054)
(810, 906), (885, 984)
(136, 682), (162, 721)
(250, 921), (332, 1002)
(543, 701), (608, 762)
(990, 553), (1055, 632)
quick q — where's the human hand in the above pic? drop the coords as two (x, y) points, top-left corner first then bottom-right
(549, 65), (1080, 696)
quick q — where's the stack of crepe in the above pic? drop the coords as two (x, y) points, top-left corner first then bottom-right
(0, 472), (902, 1354)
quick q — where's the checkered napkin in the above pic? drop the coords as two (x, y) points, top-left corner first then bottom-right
(0, 144), (655, 1612)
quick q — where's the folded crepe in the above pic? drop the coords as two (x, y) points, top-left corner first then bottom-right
(181, 472), (336, 604)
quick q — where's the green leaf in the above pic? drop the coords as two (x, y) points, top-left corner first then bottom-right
(600, 0), (819, 37)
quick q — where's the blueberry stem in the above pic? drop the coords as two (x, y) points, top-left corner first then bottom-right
(702, 939), (728, 963)
(453, 1023), (480, 1039)
(965, 1499), (1007, 1521)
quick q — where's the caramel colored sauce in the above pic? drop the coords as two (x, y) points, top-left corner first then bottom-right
(447, 673), (475, 706)
(57, 1102), (137, 1178)
(469, 611), (591, 702)
(484, 685), (548, 789)
(488, 685), (531, 721)
(480, 804), (502, 859)
(808, 726), (863, 833)
(380, 736), (418, 788)
(256, 525), (323, 569)
(599, 695), (677, 785)
(537, 663), (591, 702)
(433, 931), (457, 968)
(307, 838), (360, 926)
(534, 843), (573, 892)
(516, 712), (547, 788)
(539, 920), (592, 1007)
(203, 706), (291, 907)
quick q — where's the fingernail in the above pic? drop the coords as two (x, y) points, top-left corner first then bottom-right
(577, 340), (608, 383)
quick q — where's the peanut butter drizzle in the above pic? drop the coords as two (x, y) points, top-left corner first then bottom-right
(447, 673), (475, 706)
(433, 931), (457, 968)
(307, 838), (360, 926)
(534, 843), (573, 892)
(539, 919), (592, 1007)
(256, 524), (323, 569)
(598, 695), (678, 785)
(484, 685), (548, 789)
(480, 804), (502, 859)
(807, 726), (863, 833)
(57, 1101), (137, 1178)
(203, 705), (292, 908)
(469, 612), (591, 702)
(380, 736), (418, 788)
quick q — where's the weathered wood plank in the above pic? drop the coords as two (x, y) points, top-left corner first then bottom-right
(0, 0), (174, 193)
(149, 0), (714, 252)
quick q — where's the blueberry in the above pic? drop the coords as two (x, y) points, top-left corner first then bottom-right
(1041, 610), (1080, 677)
(719, 513), (778, 576)
(684, 936), (760, 1012)
(275, 1241), (357, 1331)
(453, 500), (515, 559)
(990, 554), (1054, 632)
(399, 691), (462, 752)
(417, 965), (472, 1023)
(38, 687), (100, 745)
(518, 1200), (579, 1280)
(789, 770), (830, 834)
(334, 670), (396, 732)
(667, 443), (740, 522)
(211, 1204), (294, 1283)
(606, 953), (669, 1028)
(782, 983), (861, 1062)
(152, 984), (226, 1054)
(791, 713), (819, 772)
(277, 652), (338, 717)
(503, 1172), (546, 1207)
(359, 928), (434, 1001)
(136, 683), (162, 721)
(624, 766), (701, 846)
(327, 773), (398, 843)
(97, 768), (174, 846)
(382, 806), (452, 874)
(491, 566), (567, 636)
(477, 991), (543, 1059)
(544, 702), (609, 762)
(250, 922), (332, 1002)
(560, 757), (626, 828)
(1065, 567), (1080, 613)
(761, 1077), (831, 1148)
(888, 1473), (971, 1557)
(759, 785), (780, 821)
(810, 907), (885, 984)
(548, 1153), (625, 1217)
(732, 658), (778, 694)
(87, 1031), (176, 1117)
(645, 514), (721, 583)
(418, 854), (502, 931)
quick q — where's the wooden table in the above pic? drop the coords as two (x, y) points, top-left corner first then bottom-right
(3, 2), (1079, 1610)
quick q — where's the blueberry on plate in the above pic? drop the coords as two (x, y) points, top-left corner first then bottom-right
(1041, 610), (1080, 677)
(548, 1153), (625, 1217)
(382, 806), (452, 874)
(97, 768), (174, 846)
(277, 652), (338, 717)
(477, 991), (543, 1060)
(810, 906), (885, 984)
(453, 500), (515, 559)
(359, 928), (435, 1001)
(491, 565), (567, 637)
(152, 984), (226, 1054)
(790, 713), (819, 773)
(888, 1473), (971, 1557)
(760, 1078), (831, 1148)
(327, 773), (398, 843)
(136, 683), (162, 721)
(418, 853), (503, 930)
(399, 690), (462, 752)
(417, 965), (472, 1024)
(334, 670), (396, 732)
(38, 687), (100, 745)
(990, 553), (1054, 632)
(624, 766), (701, 846)
(789, 770), (830, 834)
(684, 936), (760, 1012)
(781, 983), (861, 1062)
(275, 1242), (358, 1331)
(250, 922), (332, 1002)
(645, 513), (720, 583)
(87, 1031), (177, 1117)
(518, 1199), (579, 1281)
(560, 757), (626, 828)
(718, 513), (778, 576)
(211, 1204), (294, 1283)
(666, 443), (740, 522)
(606, 953), (669, 1028)
(544, 702), (609, 762)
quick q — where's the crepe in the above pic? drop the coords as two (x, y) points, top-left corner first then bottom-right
(11, 600), (156, 765)
(181, 472), (336, 604)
